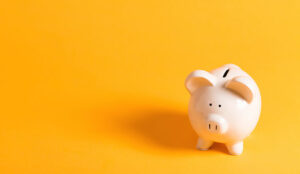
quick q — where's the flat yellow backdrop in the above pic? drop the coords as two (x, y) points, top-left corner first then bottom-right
(0, 0), (300, 173)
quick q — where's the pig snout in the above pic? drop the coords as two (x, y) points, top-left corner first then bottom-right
(206, 114), (228, 134)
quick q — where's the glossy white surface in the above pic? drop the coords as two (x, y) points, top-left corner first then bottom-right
(185, 64), (261, 155)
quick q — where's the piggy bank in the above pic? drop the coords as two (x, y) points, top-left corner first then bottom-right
(185, 64), (261, 155)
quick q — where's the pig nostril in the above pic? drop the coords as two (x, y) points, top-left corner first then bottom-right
(215, 125), (218, 130)
(208, 124), (211, 129)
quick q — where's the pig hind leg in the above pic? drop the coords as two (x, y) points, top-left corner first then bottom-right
(196, 137), (213, 150)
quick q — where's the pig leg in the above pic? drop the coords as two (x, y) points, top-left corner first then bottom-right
(196, 137), (213, 150)
(226, 141), (243, 155)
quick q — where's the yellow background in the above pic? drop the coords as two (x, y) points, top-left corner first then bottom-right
(0, 0), (300, 173)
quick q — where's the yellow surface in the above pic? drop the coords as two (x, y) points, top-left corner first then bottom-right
(0, 0), (300, 173)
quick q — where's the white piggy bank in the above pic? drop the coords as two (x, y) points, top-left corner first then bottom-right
(185, 64), (261, 155)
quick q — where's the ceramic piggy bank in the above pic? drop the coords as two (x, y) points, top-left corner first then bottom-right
(185, 64), (261, 155)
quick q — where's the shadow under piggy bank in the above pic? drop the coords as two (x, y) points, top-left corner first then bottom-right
(125, 107), (228, 154)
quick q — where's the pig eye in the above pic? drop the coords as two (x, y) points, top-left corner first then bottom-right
(223, 69), (230, 78)
(218, 104), (221, 107)
(209, 103), (212, 106)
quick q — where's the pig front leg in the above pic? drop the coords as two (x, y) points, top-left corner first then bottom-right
(196, 137), (213, 150)
(225, 141), (243, 155)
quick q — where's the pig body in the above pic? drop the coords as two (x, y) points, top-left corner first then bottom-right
(185, 64), (261, 155)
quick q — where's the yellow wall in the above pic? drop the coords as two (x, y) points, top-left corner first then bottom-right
(0, 0), (300, 173)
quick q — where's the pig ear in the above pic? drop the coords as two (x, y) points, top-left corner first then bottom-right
(185, 70), (217, 94)
(225, 76), (255, 103)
